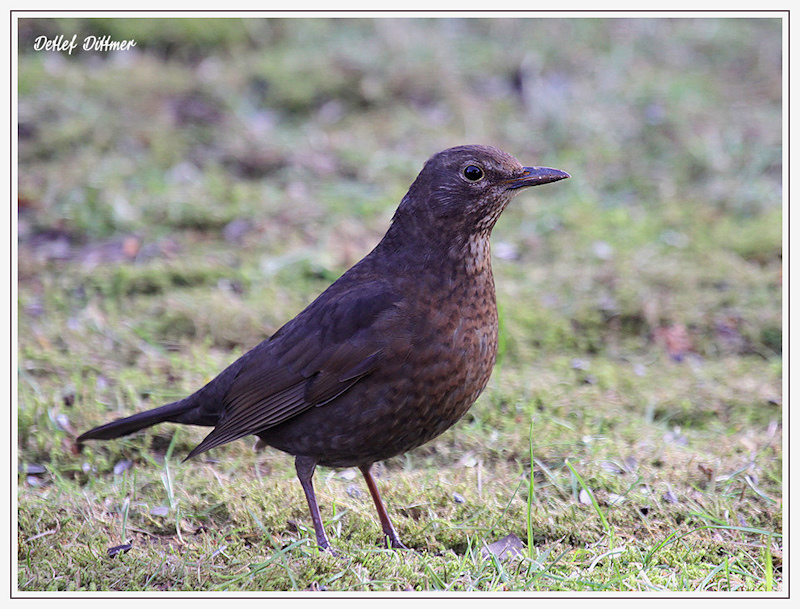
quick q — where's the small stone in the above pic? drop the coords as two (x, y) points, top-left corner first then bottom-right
(113, 460), (132, 475)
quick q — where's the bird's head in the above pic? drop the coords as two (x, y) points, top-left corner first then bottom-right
(394, 145), (570, 237)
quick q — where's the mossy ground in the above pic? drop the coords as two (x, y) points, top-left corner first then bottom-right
(17, 17), (782, 593)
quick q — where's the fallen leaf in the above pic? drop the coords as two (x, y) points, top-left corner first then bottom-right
(482, 534), (525, 561)
(107, 543), (133, 558)
(654, 323), (692, 361)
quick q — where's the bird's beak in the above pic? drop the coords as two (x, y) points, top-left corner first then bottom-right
(505, 166), (570, 190)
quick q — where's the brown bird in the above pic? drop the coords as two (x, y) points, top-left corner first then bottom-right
(77, 145), (569, 551)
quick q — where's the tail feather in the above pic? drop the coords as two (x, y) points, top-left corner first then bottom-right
(76, 399), (215, 444)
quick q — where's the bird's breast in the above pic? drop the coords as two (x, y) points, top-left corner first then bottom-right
(399, 266), (499, 412)
(260, 260), (500, 467)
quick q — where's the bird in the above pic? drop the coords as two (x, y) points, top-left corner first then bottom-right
(77, 145), (569, 552)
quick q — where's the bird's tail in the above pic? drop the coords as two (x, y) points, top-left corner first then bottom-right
(76, 398), (215, 444)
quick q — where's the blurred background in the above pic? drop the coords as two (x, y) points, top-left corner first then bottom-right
(16, 16), (783, 591)
(17, 17), (782, 355)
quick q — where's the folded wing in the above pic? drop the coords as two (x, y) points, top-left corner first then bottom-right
(186, 281), (403, 458)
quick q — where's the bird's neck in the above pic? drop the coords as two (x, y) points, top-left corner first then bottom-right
(378, 217), (496, 280)
(456, 231), (494, 277)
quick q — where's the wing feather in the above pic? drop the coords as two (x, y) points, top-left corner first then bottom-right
(186, 280), (403, 458)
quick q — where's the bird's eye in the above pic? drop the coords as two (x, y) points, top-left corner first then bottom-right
(462, 165), (484, 182)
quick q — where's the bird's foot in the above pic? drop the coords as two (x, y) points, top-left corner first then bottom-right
(385, 534), (409, 550)
(310, 533), (340, 555)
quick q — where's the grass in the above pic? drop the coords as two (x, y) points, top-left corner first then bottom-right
(16, 16), (783, 593)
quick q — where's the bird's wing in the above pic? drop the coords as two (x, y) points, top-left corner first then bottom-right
(185, 281), (404, 458)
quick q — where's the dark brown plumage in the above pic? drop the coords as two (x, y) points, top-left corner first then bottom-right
(77, 145), (569, 551)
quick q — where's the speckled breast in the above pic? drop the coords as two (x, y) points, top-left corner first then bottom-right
(260, 270), (499, 468)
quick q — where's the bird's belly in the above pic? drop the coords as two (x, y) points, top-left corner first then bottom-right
(259, 302), (498, 467)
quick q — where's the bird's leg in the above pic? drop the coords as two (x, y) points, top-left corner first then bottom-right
(360, 464), (408, 549)
(294, 455), (333, 552)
